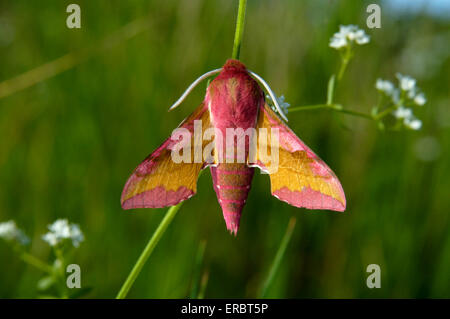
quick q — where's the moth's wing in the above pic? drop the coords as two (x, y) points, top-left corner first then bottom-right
(121, 103), (212, 209)
(253, 104), (346, 211)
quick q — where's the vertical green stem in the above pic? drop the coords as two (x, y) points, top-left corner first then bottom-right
(259, 217), (296, 298)
(337, 46), (352, 81)
(116, 203), (182, 299)
(337, 57), (349, 81)
(54, 247), (69, 298)
(197, 270), (209, 299)
(189, 240), (207, 298)
(231, 0), (248, 60)
(326, 75), (336, 105)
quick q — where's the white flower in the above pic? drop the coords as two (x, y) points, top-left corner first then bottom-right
(69, 224), (84, 247)
(393, 106), (413, 119)
(407, 87), (416, 99)
(376, 79), (395, 95)
(42, 232), (58, 246)
(414, 93), (426, 106)
(329, 37), (347, 49)
(396, 74), (426, 106)
(392, 107), (422, 130)
(329, 25), (370, 49)
(391, 89), (401, 104)
(48, 219), (71, 238)
(0, 220), (29, 245)
(266, 94), (290, 115)
(404, 118), (422, 130)
(378, 73), (425, 130)
(354, 29), (370, 44)
(42, 219), (84, 247)
(0, 220), (18, 241)
(276, 95), (291, 114)
(396, 73), (416, 92)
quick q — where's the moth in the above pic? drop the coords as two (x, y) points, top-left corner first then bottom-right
(121, 60), (346, 235)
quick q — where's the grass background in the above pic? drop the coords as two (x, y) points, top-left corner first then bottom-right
(0, 0), (449, 298)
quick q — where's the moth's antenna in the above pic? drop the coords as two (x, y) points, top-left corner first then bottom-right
(169, 68), (222, 111)
(249, 71), (288, 122)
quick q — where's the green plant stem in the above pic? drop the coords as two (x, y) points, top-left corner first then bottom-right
(259, 217), (296, 298)
(54, 247), (69, 299)
(337, 45), (352, 81)
(326, 75), (336, 105)
(289, 104), (340, 112)
(290, 103), (375, 120)
(19, 252), (53, 274)
(337, 108), (374, 119)
(337, 56), (350, 81)
(116, 203), (182, 299)
(231, 0), (247, 60)
(197, 270), (209, 299)
(374, 106), (396, 120)
(190, 240), (207, 298)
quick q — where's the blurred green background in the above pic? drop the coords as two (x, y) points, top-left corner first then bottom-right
(0, 0), (449, 298)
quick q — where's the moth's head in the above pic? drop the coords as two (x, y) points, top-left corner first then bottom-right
(206, 59), (264, 122)
(222, 59), (247, 74)
(207, 60), (254, 97)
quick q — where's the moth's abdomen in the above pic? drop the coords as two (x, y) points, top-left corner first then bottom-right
(210, 163), (254, 235)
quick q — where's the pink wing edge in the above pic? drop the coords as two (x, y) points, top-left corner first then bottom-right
(121, 105), (209, 210)
(120, 139), (197, 210)
(255, 105), (346, 212)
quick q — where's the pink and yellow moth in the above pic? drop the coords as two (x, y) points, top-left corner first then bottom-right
(121, 59), (346, 235)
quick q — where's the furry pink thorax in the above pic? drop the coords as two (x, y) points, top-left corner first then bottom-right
(205, 59), (264, 133)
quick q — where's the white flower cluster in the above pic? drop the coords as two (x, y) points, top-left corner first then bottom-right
(393, 107), (422, 130)
(376, 73), (426, 130)
(42, 219), (84, 247)
(266, 94), (290, 115)
(0, 220), (29, 245)
(329, 25), (370, 49)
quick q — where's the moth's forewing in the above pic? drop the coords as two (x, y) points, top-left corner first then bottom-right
(121, 104), (212, 209)
(254, 104), (346, 211)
